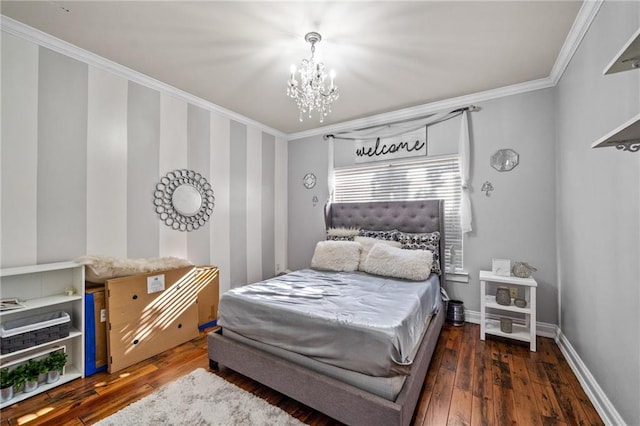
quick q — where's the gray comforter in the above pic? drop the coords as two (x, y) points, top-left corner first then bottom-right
(218, 269), (440, 377)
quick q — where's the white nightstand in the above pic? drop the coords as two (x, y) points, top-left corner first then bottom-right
(479, 270), (537, 351)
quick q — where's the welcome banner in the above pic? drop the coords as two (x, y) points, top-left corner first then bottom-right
(354, 128), (427, 163)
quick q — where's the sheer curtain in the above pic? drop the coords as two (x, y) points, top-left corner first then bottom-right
(459, 109), (472, 234)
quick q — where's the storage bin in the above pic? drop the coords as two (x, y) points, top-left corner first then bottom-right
(1, 311), (70, 354)
(85, 287), (108, 376)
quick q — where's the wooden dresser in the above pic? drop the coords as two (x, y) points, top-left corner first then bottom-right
(105, 266), (218, 373)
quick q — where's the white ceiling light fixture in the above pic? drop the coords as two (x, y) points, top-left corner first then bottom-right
(287, 31), (339, 123)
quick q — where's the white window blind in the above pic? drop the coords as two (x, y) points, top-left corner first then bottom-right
(333, 156), (462, 271)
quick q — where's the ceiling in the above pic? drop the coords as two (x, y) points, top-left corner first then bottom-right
(1, 1), (583, 135)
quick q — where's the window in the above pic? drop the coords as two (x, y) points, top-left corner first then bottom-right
(333, 156), (462, 271)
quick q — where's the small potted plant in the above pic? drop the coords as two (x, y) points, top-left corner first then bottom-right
(36, 358), (49, 383)
(11, 365), (26, 394)
(1, 368), (15, 403)
(44, 350), (67, 384)
(23, 359), (42, 393)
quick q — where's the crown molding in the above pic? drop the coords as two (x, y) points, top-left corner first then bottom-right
(287, 77), (555, 141)
(0, 15), (288, 139)
(2, 0), (603, 143)
(289, 0), (604, 141)
(549, 0), (604, 84)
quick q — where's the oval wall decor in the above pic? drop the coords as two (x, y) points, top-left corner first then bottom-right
(490, 149), (519, 172)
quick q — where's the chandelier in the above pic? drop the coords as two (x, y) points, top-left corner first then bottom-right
(287, 32), (339, 123)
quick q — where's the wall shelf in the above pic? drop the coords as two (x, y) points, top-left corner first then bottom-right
(595, 28), (640, 153)
(591, 113), (640, 153)
(604, 27), (640, 75)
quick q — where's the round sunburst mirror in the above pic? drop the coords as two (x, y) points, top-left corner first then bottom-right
(153, 169), (215, 231)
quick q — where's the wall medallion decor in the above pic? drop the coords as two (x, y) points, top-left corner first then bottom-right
(481, 181), (494, 197)
(154, 169), (215, 231)
(490, 149), (519, 171)
(303, 172), (317, 189)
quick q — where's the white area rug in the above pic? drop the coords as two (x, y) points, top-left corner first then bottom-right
(94, 368), (305, 425)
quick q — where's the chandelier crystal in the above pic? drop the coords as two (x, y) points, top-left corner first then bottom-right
(287, 32), (339, 123)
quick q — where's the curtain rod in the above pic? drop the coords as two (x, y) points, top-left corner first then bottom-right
(323, 104), (477, 140)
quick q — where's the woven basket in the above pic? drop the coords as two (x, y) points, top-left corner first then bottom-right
(1, 312), (70, 354)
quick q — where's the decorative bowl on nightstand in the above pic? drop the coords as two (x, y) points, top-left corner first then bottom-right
(512, 262), (536, 278)
(514, 298), (528, 308)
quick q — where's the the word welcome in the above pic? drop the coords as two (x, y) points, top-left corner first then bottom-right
(356, 137), (426, 158)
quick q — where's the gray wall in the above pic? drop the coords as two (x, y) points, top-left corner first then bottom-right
(1, 32), (288, 296)
(457, 89), (558, 324)
(289, 88), (559, 324)
(556, 2), (640, 424)
(287, 136), (329, 270)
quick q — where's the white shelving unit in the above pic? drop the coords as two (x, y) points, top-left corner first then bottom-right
(0, 261), (85, 409)
(479, 270), (537, 352)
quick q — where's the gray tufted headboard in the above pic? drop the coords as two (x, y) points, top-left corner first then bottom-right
(325, 199), (446, 287)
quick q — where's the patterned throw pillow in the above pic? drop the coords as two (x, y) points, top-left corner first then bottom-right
(358, 229), (400, 241)
(326, 227), (360, 241)
(327, 235), (355, 241)
(397, 231), (441, 275)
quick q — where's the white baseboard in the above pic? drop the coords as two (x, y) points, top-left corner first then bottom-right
(461, 309), (624, 425)
(555, 329), (626, 426)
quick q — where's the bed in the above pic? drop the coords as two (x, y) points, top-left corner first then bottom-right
(208, 200), (446, 426)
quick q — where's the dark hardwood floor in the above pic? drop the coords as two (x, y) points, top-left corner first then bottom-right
(0, 323), (603, 426)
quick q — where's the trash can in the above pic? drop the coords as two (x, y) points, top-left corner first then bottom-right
(446, 300), (465, 326)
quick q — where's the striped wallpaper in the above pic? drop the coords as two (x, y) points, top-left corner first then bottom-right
(0, 32), (288, 295)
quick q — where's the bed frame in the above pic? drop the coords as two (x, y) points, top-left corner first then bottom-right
(208, 200), (446, 426)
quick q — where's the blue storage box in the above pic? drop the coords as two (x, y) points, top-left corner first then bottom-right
(85, 287), (108, 376)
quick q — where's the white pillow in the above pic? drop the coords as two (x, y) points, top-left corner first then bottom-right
(354, 236), (401, 271)
(311, 241), (361, 272)
(363, 243), (433, 281)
